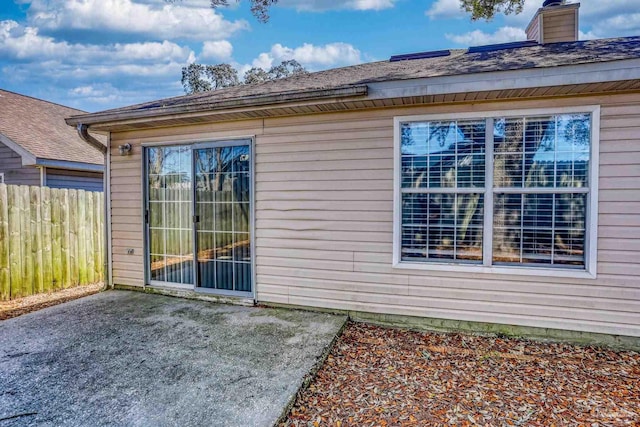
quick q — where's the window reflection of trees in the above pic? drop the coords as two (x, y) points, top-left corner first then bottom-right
(401, 114), (590, 268)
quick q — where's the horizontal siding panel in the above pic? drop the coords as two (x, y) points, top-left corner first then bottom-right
(257, 179), (392, 192)
(258, 200), (391, 212)
(257, 209), (392, 222)
(259, 129), (393, 145)
(599, 177), (640, 190)
(257, 265), (409, 286)
(256, 237), (392, 253)
(259, 275), (408, 296)
(600, 162), (640, 178)
(259, 147), (392, 163)
(599, 214), (640, 227)
(257, 247), (354, 262)
(113, 278), (145, 288)
(256, 228), (392, 243)
(256, 159), (391, 173)
(599, 250), (639, 264)
(598, 190), (640, 202)
(600, 140), (640, 153)
(257, 219), (390, 233)
(256, 139), (391, 154)
(256, 190), (392, 202)
(598, 226), (640, 239)
(257, 169), (393, 182)
(258, 255), (354, 272)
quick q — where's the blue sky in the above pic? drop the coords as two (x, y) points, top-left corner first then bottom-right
(1, 0), (638, 112)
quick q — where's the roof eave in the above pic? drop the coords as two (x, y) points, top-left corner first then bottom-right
(66, 85), (369, 128)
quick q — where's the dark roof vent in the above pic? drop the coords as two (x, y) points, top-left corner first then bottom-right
(390, 50), (451, 62)
(467, 40), (538, 54)
(543, 0), (563, 7)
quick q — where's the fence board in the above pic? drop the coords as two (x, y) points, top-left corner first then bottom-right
(8, 186), (22, 298)
(0, 185), (104, 300)
(77, 190), (87, 285)
(94, 193), (102, 281)
(42, 187), (53, 291)
(31, 186), (44, 294)
(51, 188), (63, 290)
(68, 189), (79, 288)
(86, 191), (95, 284)
(0, 184), (9, 300)
(21, 186), (32, 296)
(61, 189), (71, 288)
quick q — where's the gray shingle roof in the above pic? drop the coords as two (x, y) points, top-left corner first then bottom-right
(80, 36), (640, 119)
(0, 89), (104, 165)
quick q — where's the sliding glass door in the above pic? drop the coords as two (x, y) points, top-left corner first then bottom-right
(145, 140), (253, 296)
(146, 145), (194, 286)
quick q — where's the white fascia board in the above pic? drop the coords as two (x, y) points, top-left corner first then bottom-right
(368, 58), (640, 100)
(0, 133), (37, 166)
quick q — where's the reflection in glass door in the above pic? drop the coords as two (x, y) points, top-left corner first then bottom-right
(194, 143), (252, 294)
(146, 145), (194, 286)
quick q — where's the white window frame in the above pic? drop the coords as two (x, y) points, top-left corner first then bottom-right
(393, 105), (600, 279)
(0, 173), (4, 184)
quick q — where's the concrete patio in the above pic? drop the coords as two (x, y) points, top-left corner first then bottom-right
(0, 290), (346, 426)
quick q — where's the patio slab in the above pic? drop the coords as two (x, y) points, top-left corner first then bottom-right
(0, 290), (346, 427)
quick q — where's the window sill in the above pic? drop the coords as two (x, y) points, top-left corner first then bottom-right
(392, 261), (597, 279)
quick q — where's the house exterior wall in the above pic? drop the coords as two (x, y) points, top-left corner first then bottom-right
(109, 92), (640, 337)
(0, 140), (41, 185)
(45, 168), (103, 192)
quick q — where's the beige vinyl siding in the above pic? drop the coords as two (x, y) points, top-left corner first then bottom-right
(0, 141), (41, 185)
(541, 12), (577, 44)
(109, 93), (640, 337)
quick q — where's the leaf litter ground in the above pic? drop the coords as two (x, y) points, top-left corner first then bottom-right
(281, 322), (639, 426)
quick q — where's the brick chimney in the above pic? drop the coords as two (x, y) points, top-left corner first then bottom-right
(526, 1), (580, 44)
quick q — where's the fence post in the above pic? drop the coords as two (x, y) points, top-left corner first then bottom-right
(0, 184), (9, 300)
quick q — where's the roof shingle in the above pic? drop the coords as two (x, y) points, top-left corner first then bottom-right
(79, 36), (640, 119)
(0, 89), (104, 165)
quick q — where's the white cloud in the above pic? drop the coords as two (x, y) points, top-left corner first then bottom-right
(200, 40), (233, 61)
(250, 42), (363, 70)
(0, 21), (194, 65)
(22, 0), (249, 41)
(278, 0), (397, 11)
(446, 26), (526, 46)
(425, 0), (462, 20)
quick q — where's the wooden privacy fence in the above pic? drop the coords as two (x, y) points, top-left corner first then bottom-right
(0, 184), (104, 301)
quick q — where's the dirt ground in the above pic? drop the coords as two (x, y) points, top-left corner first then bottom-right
(0, 283), (103, 320)
(281, 322), (640, 426)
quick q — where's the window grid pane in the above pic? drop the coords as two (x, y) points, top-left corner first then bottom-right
(399, 112), (591, 270)
(401, 193), (483, 263)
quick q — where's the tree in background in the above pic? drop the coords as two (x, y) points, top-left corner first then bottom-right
(208, 0), (525, 22)
(181, 60), (306, 94)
